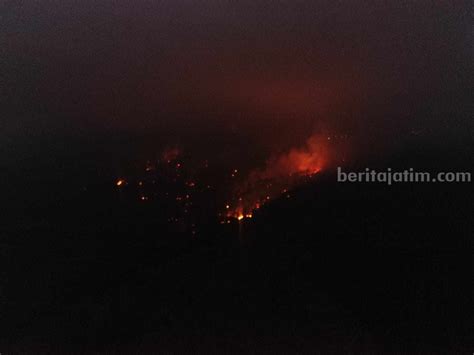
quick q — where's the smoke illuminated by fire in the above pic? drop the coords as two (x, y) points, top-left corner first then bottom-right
(223, 134), (329, 221)
(161, 147), (181, 163)
(250, 134), (327, 179)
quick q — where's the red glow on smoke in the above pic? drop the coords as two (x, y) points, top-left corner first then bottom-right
(224, 134), (329, 221)
(162, 147), (180, 163)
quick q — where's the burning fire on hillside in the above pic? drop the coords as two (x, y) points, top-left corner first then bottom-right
(221, 134), (329, 222)
(111, 132), (346, 234)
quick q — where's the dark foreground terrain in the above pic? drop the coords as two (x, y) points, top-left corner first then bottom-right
(1, 147), (473, 354)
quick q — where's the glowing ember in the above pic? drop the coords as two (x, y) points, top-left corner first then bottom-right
(116, 179), (125, 187)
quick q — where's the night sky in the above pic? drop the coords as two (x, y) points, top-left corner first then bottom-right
(2, 1), (472, 147)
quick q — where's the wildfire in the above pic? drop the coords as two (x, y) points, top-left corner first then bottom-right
(223, 134), (328, 221)
(111, 132), (340, 229)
